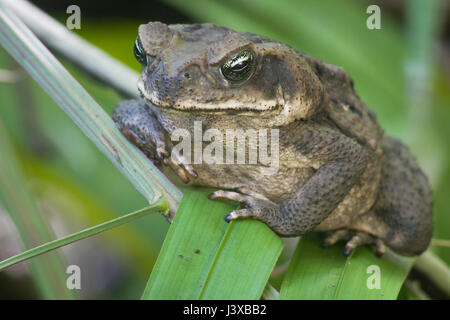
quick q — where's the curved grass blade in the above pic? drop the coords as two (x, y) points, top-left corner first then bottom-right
(0, 199), (168, 271)
(279, 233), (414, 300)
(0, 3), (182, 214)
(142, 188), (283, 300)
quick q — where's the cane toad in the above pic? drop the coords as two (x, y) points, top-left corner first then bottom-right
(113, 22), (433, 256)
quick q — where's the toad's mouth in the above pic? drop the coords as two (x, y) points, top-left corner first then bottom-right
(137, 78), (171, 109)
(137, 78), (280, 114)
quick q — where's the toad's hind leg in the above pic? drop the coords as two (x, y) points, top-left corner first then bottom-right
(352, 136), (433, 256)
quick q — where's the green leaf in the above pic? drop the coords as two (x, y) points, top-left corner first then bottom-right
(142, 188), (284, 299)
(0, 199), (167, 272)
(279, 233), (415, 300)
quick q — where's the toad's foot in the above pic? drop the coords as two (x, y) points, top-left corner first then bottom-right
(321, 229), (386, 257)
(121, 128), (196, 183)
(163, 149), (197, 183)
(208, 187), (280, 224)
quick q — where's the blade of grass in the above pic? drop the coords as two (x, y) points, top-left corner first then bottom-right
(142, 188), (283, 299)
(402, 0), (447, 185)
(262, 283), (279, 300)
(0, 199), (168, 271)
(0, 0), (138, 98)
(403, 1), (450, 298)
(24, 156), (163, 276)
(279, 233), (414, 300)
(0, 3), (182, 215)
(0, 118), (73, 299)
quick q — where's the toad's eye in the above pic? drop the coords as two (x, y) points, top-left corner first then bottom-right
(220, 49), (256, 83)
(133, 37), (148, 66)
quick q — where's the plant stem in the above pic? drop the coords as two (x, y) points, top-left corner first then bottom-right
(431, 239), (450, 248)
(414, 250), (450, 297)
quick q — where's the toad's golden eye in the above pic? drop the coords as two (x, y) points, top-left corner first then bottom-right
(133, 37), (148, 66)
(220, 49), (256, 83)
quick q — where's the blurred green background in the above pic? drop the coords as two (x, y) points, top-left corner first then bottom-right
(0, 0), (449, 299)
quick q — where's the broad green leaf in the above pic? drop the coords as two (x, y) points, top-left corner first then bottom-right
(279, 233), (414, 300)
(142, 188), (284, 299)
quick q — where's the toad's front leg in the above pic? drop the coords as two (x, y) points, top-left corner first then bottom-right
(113, 99), (197, 183)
